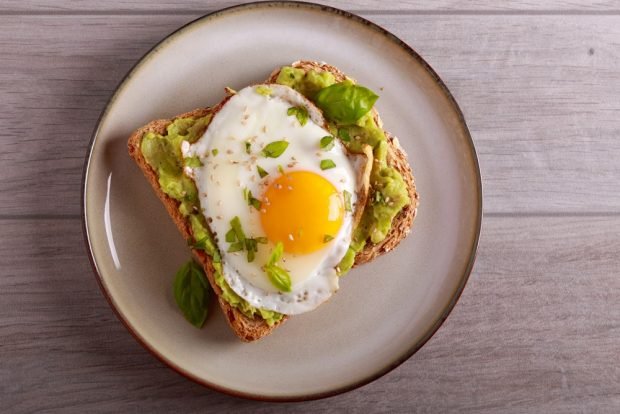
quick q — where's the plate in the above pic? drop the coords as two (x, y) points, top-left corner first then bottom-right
(82, 1), (481, 401)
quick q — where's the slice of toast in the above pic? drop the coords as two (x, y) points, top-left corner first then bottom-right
(128, 61), (419, 342)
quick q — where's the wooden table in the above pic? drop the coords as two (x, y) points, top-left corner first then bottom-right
(2, 1), (619, 412)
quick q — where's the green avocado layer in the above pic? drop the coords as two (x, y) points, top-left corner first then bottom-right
(141, 116), (283, 326)
(140, 65), (410, 324)
(276, 67), (411, 274)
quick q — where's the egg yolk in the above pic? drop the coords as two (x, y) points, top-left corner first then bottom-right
(260, 171), (344, 254)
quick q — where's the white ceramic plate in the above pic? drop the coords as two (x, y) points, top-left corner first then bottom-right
(83, 1), (481, 401)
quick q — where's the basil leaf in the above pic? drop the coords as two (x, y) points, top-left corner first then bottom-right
(320, 159), (336, 170)
(263, 242), (291, 291)
(320, 135), (335, 150)
(245, 141), (251, 154)
(261, 140), (289, 158)
(173, 260), (211, 328)
(287, 106), (309, 126)
(211, 148), (218, 156)
(343, 190), (352, 212)
(257, 165), (269, 178)
(255, 237), (268, 244)
(265, 265), (292, 292)
(315, 81), (379, 124)
(267, 241), (284, 266)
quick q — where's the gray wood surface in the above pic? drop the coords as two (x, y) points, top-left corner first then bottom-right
(2, 13), (620, 215)
(1, 1), (619, 412)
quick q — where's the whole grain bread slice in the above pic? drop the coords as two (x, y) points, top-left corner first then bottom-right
(128, 61), (419, 342)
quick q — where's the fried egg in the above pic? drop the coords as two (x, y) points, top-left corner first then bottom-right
(182, 84), (358, 315)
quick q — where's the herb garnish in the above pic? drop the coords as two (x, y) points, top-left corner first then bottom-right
(287, 106), (309, 126)
(315, 81), (379, 124)
(320, 159), (336, 170)
(320, 135), (335, 150)
(226, 216), (267, 262)
(261, 140), (289, 158)
(173, 260), (211, 328)
(243, 188), (262, 210)
(343, 190), (352, 212)
(257, 165), (269, 178)
(263, 242), (292, 292)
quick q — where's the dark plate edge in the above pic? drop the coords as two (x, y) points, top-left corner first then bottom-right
(81, 0), (483, 403)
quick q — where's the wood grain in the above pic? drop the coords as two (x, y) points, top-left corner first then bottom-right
(1, 217), (619, 412)
(1, 0), (619, 13)
(2, 2), (620, 412)
(1, 14), (620, 215)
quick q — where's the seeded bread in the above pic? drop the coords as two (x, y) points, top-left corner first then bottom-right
(128, 61), (419, 342)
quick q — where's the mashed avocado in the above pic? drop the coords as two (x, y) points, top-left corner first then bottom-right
(141, 116), (283, 326)
(276, 67), (411, 274)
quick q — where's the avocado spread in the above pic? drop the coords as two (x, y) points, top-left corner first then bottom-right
(140, 66), (410, 324)
(276, 67), (411, 274)
(141, 116), (283, 326)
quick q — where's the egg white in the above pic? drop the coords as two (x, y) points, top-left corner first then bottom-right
(183, 85), (358, 315)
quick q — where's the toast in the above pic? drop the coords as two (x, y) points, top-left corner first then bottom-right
(128, 61), (419, 341)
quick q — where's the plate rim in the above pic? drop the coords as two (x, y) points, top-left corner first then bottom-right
(81, 0), (482, 402)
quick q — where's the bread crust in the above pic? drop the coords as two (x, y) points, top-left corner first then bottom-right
(128, 61), (418, 341)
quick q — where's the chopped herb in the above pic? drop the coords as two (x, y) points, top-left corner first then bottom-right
(227, 242), (244, 253)
(211, 148), (219, 156)
(255, 85), (273, 96)
(287, 106), (309, 126)
(229, 216), (246, 242)
(261, 140), (289, 158)
(245, 141), (251, 154)
(278, 164), (285, 174)
(184, 156), (203, 168)
(226, 216), (266, 262)
(338, 128), (351, 142)
(320, 159), (336, 170)
(320, 135), (335, 150)
(243, 188), (262, 210)
(257, 165), (269, 178)
(323, 234), (334, 243)
(263, 242), (292, 292)
(245, 239), (258, 262)
(225, 229), (236, 243)
(173, 260), (211, 328)
(191, 236), (209, 250)
(343, 190), (352, 212)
